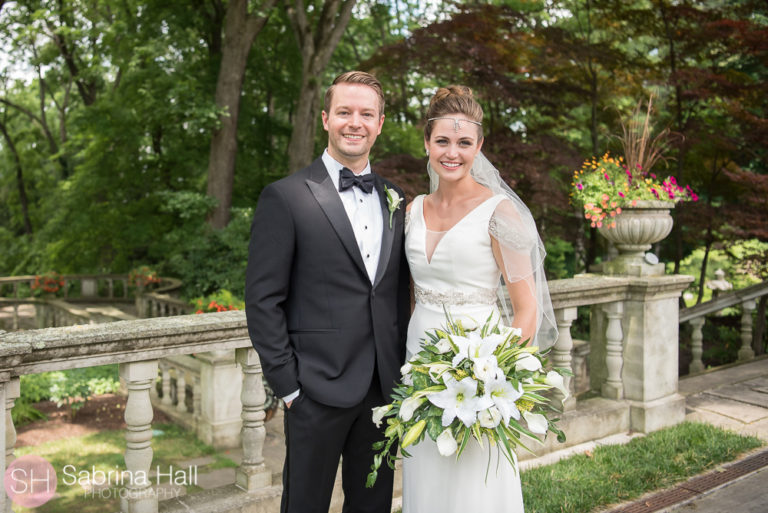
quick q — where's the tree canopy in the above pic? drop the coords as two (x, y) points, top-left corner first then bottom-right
(1, 0), (765, 298)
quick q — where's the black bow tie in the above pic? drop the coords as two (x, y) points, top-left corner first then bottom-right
(338, 167), (375, 194)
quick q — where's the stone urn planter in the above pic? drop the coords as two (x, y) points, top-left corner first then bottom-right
(598, 200), (674, 276)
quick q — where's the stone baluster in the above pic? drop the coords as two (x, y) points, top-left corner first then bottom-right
(738, 299), (756, 361)
(108, 278), (115, 298)
(193, 374), (201, 427)
(5, 377), (20, 469)
(176, 370), (187, 412)
(235, 348), (271, 491)
(601, 302), (624, 399)
(12, 282), (20, 330)
(553, 307), (577, 411)
(119, 361), (158, 513)
(159, 362), (172, 406)
(688, 316), (706, 373)
(0, 373), (8, 513)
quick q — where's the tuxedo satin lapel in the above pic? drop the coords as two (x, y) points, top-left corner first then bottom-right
(373, 176), (395, 287)
(305, 167), (368, 278)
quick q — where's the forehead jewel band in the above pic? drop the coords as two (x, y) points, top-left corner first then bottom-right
(427, 117), (483, 132)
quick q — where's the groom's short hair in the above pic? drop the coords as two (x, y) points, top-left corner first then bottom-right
(324, 71), (385, 117)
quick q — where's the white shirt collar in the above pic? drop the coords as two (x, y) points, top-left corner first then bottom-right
(322, 149), (372, 191)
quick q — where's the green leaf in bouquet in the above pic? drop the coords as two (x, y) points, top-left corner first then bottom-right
(495, 426), (517, 467)
(457, 426), (472, 458)
(426, 415), (443, 441)
(471, 422), (484, 447)
(412, 371), (430, 389)
(551, 423), (566, 443)
(480, 310), (495, 337)
(506, 417), (541, 448)
(365, 471), (377, 488)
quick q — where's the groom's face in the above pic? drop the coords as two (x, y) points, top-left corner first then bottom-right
(322, 83), (385, 170)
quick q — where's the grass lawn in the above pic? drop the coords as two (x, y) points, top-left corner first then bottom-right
(11, 423), (237, 513)
(521, 422), (764, 513)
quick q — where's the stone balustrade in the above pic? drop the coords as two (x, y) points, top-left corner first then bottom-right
(679, 280), (768, 374)
(0, 273), (187, 330)
(0, 311), (277, 513)
(154, 351), (244, 449)
(0, 272), (701, 512)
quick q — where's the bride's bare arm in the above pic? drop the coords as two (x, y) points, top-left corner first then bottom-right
(491, 237), (537, 342)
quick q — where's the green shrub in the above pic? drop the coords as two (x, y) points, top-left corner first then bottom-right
(545, 236), (576, 280)
(13, 365), (121, 423)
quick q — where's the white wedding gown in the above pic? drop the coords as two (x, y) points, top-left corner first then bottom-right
(402, 194), (525, 513)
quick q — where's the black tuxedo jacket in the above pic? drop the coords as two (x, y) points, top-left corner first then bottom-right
(245, 157), (409, 408)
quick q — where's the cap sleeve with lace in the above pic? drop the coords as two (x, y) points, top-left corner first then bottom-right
(488, 198), (557, 350)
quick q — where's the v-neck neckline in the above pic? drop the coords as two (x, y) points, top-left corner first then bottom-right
(420, 194), (497, 264)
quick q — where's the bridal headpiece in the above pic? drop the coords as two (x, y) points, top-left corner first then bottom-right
(427, 117), (482, 132)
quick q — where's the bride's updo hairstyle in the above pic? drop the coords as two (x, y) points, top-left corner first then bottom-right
(424, 85), (484, 141)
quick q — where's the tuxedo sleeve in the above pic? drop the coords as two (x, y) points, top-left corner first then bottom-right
(245, 183), (298, 397)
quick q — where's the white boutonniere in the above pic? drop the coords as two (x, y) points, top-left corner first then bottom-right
(385, 187), (403, 229)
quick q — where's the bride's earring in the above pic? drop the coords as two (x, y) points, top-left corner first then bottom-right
(425, 149), (430, 157)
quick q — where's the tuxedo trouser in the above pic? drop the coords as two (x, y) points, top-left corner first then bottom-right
(281, 372), (394, 513)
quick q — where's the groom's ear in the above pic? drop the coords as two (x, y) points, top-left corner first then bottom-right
(321, 110), (329, 131)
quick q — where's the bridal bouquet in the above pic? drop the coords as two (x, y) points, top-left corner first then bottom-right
(366, 311), (569, 487)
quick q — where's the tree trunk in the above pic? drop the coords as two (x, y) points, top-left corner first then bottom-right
(0, 120), (33, 234)
(206, 0), (276, 229)
(285, 0), (357, 172)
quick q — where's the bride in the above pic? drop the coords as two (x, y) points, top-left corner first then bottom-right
(401, 86), (557, 512)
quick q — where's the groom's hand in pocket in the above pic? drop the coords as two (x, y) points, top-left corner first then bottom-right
(283, 389), (300, 409)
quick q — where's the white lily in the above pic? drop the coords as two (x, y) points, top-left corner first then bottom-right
(523, 411), (548, 434)
(371, 405), (392, 428)
(452, 331), (503, 368)
(472, 354), (502, 383)
(500, 325), (523, 338)
(514, 353), (542, 372)
(478, 406), (502, 429)
(425, 363), (451, 382)
(428, 375), (493, 427)
(545, 370), (569, 398)
(434, 338), (452, 354)
(484, 376), (523, 424)
(399, 396), (425, 422)
(400, 362), (412, 376)
(436, 429), (458, 456)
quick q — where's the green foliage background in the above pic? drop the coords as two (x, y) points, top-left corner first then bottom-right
(0, 0), (765, 299)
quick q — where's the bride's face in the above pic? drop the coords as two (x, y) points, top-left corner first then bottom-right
(425, 116), (483, 186)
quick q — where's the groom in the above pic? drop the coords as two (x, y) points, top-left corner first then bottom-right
(245, 71), (409, 513)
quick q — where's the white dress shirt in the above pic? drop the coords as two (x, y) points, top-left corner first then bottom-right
(283, 150), (384, 404)
(322, 150), (383, 282)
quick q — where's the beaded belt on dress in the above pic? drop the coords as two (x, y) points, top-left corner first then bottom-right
(414, 284), (498, 306)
